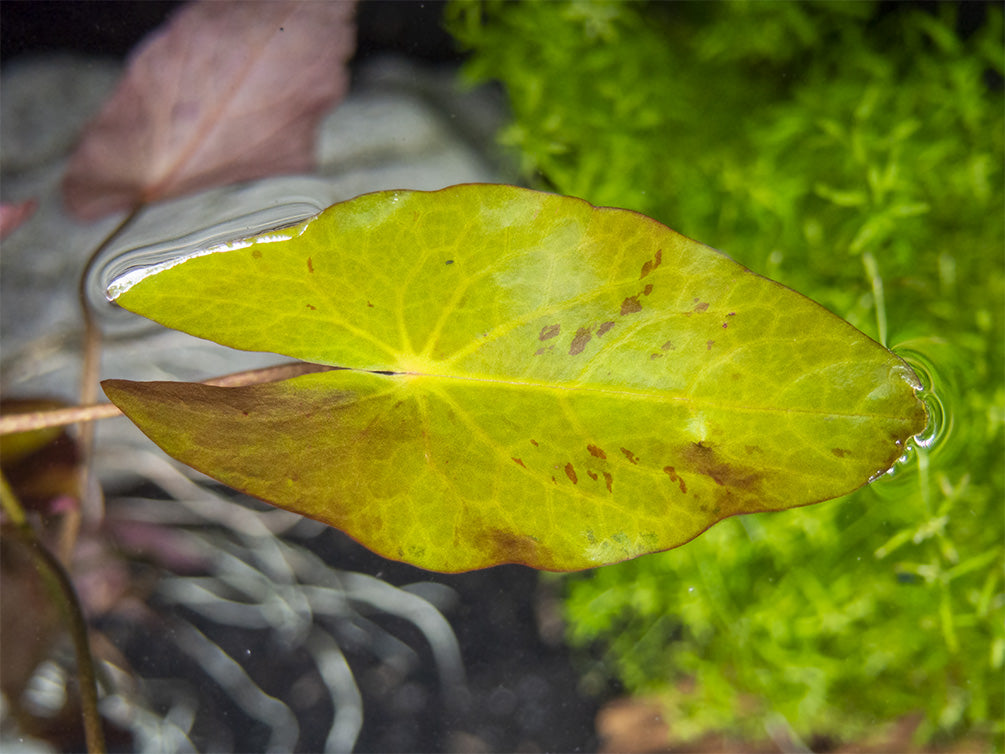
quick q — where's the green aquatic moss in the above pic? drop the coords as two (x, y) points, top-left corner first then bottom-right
(448, 0), (1004, 747)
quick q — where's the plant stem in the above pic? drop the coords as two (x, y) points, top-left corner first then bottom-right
(1, 473), (107, 754)
(77, 207), (145, 410)
(0, 362), (338, 436)
(0, 471), (27, 526)
(68, 206), (145, 562)
(0, 402), (125, 435)
(862, 251), (888, 346)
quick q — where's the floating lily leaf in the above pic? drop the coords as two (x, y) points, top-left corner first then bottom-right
(102, 185), (927, 572)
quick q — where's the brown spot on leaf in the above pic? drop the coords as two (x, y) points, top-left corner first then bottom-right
(587, 444), (607, 460)
(512, 457), (526, 468)
(620, 296), (642, 315)
(683, 442), (762, 491)
(569, 327), (592, 355)
(480, 529), (544, 568)
(650, 353), (662, 360)
(306, 303), (316, 310)
(367, 301), (374, 308)
(661, 341), (675, 351)
(539, 324), (561, 341)
(307, 256), (314, 273)
(722, 322), (729, 329)
(621, 447), (639, 464)
(694, 301), (709, 312)
(603, 471), (613, 493)
(252, 249), (262, 259)
(597, 321), (615, 337)
(831, 448), (851, 458)
(587, 470), (598, 481)
(565, 463), (578, 484)
(534, 346), (554, 356)
(530, 439), (539, 447)
(643, 283), (654, 296)
(663, 466), (687, 494)
(640, 248), (662, 279)
(707, 340), (715, 350)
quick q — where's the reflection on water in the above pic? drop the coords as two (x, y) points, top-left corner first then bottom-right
(892, 338), (955, 461)
(87, 200), (324, 321)
(867, 338), (958, 509)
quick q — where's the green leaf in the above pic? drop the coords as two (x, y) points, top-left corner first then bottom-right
(102, 185), (927, 572)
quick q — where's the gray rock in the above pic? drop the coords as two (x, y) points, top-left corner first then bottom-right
(0, 55), (120, 174)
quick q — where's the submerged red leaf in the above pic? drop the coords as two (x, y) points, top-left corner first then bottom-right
(63, 0), (356, 220)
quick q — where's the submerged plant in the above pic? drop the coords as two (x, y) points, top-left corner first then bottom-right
(448, 0), (1003, 748)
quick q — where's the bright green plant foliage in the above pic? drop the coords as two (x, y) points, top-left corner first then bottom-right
(103, 185), (924, 572)
(447, 0), (1003, 746)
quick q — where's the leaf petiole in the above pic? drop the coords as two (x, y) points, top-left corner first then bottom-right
(0, 362), (337, 436)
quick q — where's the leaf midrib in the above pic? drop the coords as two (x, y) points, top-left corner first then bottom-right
(365, 368), (911, 420)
